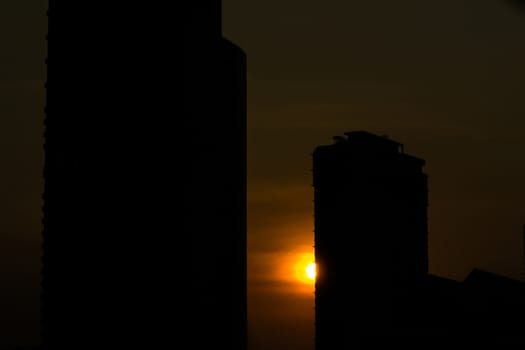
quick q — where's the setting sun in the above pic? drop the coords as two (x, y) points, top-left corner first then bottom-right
(306, 262), (316, 280)
(290, 251), (316, 287)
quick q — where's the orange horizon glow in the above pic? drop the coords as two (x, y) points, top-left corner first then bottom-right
(249, 247), (316, 293)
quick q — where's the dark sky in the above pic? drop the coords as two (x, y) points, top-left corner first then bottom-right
(1, 1), (525, 349)
(0, 2), (46, 349)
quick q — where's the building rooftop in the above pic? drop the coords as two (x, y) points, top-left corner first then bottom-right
(329, 130), (404, 153)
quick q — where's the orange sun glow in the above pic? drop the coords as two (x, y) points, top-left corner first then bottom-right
(306, 262), (316, 280)
(292, 252), (316, 285)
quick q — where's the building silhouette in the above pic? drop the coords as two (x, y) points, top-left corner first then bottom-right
(183, 2), (247, 350)
(42, 2), (162, 348)
(313, 131), (525, 349)
(313, 131), (428, 349)
(42, 1), (246, 349)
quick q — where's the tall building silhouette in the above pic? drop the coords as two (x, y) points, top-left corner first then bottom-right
(313, 131), (429, 349)
(313, 131), (525, 349)
(184, 2), (247, 350)
(42, 1), (246, 349)
(42, 2), (160, 348)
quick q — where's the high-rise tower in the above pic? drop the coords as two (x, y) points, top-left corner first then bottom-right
(313, 131), (428, 349)
(42, 1), (247, 349)
(42, 2), (162, 348)
(184, 2), (247, 350)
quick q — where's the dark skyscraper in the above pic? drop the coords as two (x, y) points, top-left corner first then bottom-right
(42, 2), (161, 349)
(184, 2), (247, 350)
(42, 1), (248, 349)
(313, 131), (428, 349)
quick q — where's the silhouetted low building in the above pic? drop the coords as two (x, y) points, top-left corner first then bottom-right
(459, 268), (525, 344)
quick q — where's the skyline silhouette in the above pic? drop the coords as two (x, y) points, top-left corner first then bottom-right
(0, 1), (525, 349)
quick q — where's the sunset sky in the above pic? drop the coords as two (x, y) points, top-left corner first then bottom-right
(0, 1), (525, 349)
(222, 1), (525, 349)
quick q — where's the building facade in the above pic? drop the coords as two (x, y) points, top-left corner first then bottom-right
(42, 1), (247, 349)
(313, 131), (428, 349)
(184, 2), (247, 350)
